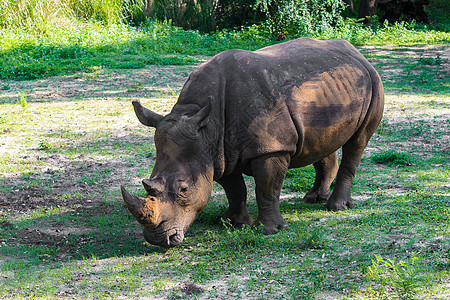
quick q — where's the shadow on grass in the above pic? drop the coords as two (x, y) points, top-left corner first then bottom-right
(0, 135), (166, 266)
(358, 45), (449, 96)
(0, 45), (448, 106)
(0, 64), (196, 105)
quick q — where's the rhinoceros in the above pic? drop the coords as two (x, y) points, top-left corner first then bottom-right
(121, 37), (384, 248)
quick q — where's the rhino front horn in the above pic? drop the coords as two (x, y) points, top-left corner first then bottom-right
(120, 186), (159, 226)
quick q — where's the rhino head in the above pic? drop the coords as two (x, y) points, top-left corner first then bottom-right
(121, 101), (214, 248)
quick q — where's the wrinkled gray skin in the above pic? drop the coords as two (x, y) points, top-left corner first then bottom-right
(121, 37), (384, 248)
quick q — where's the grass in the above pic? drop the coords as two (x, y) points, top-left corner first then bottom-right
(0, 18), (449, 81)
(0, 20), (270, 81)
(370, 150), (413, 166)
(0, 20), (449, 299)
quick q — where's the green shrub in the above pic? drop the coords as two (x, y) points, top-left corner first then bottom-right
(152, 0), (217, 32)
(18, 92), (28, 109)
(254, 0), (347, 38)
(371, 150), (413, 166)
(425, 0), (450, 32)
(366, 253), (423, 300)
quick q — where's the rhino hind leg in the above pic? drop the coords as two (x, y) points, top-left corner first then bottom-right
(327, 93), (383, 211)
(327, 126), (376, 211)
(218, 174), (252, 227)
(326, 144), (364, 211)
(303, 152), (339, 204)
(251, 152), (290, 234)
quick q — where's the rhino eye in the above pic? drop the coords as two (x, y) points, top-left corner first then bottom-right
(177, 181), (189, 193)
(177, 187), (190, 198)
(147, 188), (160, 196)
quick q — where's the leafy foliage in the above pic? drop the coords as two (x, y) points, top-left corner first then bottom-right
(255, 0), (347, 38)
(371, 150), (413, 167)
(152, 0), (218, 32)
(366, 253), (424, 300)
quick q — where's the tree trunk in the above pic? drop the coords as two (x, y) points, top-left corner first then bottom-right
(348, 0), (354, 11)
(144, 0), (155, 17)
(358, 0), (379, 24)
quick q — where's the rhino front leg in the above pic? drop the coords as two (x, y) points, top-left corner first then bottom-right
(217, 174), (252, 227)
(303, 152), (339, 204)
(251, 152), (290, 234)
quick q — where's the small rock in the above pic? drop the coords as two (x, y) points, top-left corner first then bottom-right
(182, 282), (203, 295)
(0, 221), (14, 229)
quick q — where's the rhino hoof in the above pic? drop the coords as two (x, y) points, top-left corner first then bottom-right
(254, 219), (289, 235)
(326, 199), (355, 211)
(222, 210), (252, 227)
(302, 191), (331, 204)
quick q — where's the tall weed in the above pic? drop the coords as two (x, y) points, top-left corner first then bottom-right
(0, 0), (145, 32)
(366, 254), (424, 300)
(68, 0), (145, 25)
(0, 0), (74, 34)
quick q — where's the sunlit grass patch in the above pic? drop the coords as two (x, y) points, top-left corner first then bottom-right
(284, 166), (316, 193)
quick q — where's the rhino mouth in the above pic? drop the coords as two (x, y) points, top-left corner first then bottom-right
(144, 227), (185, 248)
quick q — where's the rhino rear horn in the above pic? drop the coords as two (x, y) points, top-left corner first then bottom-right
(132, 101), (164, 128)
(142, 178), (164, 196)
(188, 99), (212, 129)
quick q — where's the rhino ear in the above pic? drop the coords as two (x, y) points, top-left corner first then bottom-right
(188, 97), (212, 129)
(132, 101), (164, 128)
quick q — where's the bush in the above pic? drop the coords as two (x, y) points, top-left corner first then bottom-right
(152, 0), (219, 32)
(371, 150), (413, 167)
(254, 0), (347, 38)
(151, 0), (264, 32)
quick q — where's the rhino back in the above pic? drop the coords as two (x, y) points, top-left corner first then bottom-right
(209, 38), (374, 171)
(169, 38), (378, 176)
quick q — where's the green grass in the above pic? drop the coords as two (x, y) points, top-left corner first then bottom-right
(0, 20), (271, 81)
(0, 22), (449, 299)
(0, 18), (449, 81)
(360, 47), (449, 96)
(370, 150), (413, 166)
